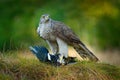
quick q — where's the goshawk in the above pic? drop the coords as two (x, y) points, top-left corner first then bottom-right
(37, 14), (99, 64)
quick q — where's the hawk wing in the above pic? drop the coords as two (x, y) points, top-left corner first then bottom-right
(51, 20), (99, 61)
(51, 20), (84, 45)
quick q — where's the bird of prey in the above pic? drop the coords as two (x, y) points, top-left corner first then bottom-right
(37, 14), (99, 64)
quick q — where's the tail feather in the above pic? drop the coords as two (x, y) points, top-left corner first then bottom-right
(73, 43), (99, 62)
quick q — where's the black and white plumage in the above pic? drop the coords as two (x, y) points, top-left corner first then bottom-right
(29, 46), (76, 65)
(37, 14), (99, 64)
(29, 46), (59, 64)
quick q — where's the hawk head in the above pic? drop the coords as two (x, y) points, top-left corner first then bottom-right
(40, 14), (50, 23)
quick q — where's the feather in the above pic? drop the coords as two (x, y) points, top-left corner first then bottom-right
(51, 20), (99, 61)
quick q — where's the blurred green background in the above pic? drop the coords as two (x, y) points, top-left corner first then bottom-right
(0, 0), (120, 51)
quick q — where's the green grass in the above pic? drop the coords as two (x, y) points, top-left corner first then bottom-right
(0, 51), (120, 80)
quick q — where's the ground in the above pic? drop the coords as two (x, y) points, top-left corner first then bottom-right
(0, 50), (120, 80)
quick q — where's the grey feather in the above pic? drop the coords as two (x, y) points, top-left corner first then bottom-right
(37, 14), (99, 62)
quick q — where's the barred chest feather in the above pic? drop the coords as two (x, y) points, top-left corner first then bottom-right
(37, 22), (56, 41)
